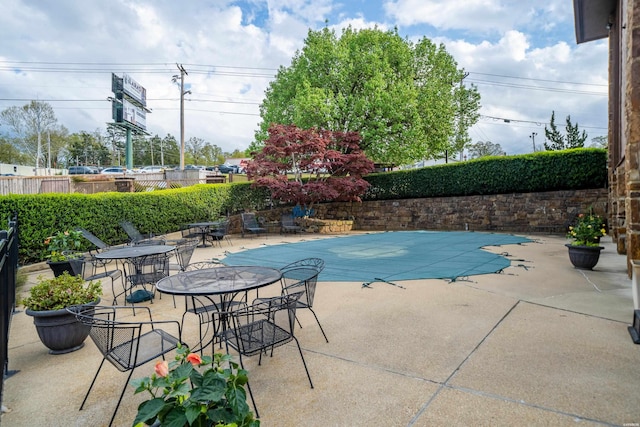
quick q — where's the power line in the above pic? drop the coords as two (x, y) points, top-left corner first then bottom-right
(479, 114), (607, 130)
(468, 71), (607, 87)
(467, 78), (606, 96)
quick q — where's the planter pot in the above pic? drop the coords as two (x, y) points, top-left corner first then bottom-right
(26, 299), (99, 354)
(565, 244), (604, 270)
(47, 258), (84, 277)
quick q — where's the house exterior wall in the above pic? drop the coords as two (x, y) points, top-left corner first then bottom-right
(621, 0), (640, 274)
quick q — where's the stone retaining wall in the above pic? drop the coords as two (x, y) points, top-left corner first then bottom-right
(301, 188), (608, 234)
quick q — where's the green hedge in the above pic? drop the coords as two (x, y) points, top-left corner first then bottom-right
(0, 183), (270, 264)
(363, 148), (607, 200)
(0, 148), (606, 264)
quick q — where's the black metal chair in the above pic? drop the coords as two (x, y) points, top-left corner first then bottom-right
(221, 292), (313, 417)
(281, 257), (325, 272)
(75, 227), (112, 253)
(180, 224), (199, 239)
(68, 305), (182, 427)
(207, 220), (232, 247)
(280, 214), (303, 234)
(79, 256), (124, 305)
(169, 237), (199, 272)
(121, 253), (170, 307)
(119, 221), (164, 245)
(279, 258), (328, 342)
(240, 213), (266, 238)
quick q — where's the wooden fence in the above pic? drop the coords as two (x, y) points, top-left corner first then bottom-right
(0, 170), (223, 196)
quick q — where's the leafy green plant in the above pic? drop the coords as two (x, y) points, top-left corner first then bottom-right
(44, 229), (83, 261)
(20, 272), (102, 311)
(131, 345), (259, 427)
(567, 211), (607, 246)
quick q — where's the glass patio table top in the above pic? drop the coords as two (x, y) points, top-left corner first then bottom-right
(94, 244), (176, 260)
(155, 265), (282, 296)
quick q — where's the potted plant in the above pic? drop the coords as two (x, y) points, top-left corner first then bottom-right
(565, 210), (607, 270)
(21, 272), (102, 354)
(44, 230), (85, 277)
(131, 345), (259, 427)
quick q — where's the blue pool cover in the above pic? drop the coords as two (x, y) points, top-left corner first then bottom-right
(222, 231), (531, 283)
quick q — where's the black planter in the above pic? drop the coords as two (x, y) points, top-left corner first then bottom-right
(565, 244), (604, 270)
(26, 299), (98, 354)
(47, 258), (84, 277)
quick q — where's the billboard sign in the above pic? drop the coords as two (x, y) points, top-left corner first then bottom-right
(122, 98), (147, 130)
(111, 73), (149, 131)
(122, 73), (147, 107)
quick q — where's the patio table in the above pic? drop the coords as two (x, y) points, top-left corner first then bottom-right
(188, 221), (223, 247)
(156, 265), (282, 351)
(95, 244), (176, 303)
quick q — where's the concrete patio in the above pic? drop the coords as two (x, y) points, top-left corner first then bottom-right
(2, 231), (640, 426)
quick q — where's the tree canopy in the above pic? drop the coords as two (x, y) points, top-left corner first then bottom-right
(252, 26), (480, 166)
(467, 141), (504, 158)
(544, 111), (588, 150)
(246, 124), (375, 209)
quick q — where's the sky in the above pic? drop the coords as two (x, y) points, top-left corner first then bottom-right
(0, 0), (609, 161)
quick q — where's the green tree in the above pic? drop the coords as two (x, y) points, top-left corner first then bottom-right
(201, 143), (224, 165)
(252, 26), (480, 166)
(0, 101), (59, 169)
(66, 131), (110, 167)
(467, 141), (504, 158)
(105, 123), (127, 166)
(590, 135), (607, 148)
(544, 111), (588, 150)
(0, 136), (30, 164)
(161, 134), (180, 167)
(186, 137), (206, 165)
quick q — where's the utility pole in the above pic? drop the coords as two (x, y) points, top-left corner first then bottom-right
(172, 64), (189, 171)
(47, 130), (51, 175)
(530, 132), (537, 152)
(160, 138), (165, 167)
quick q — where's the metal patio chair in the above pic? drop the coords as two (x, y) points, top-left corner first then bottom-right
(169, 237), (199, 272)
(280, 213), (303, 234)
(240, 212), (266, 238)
(279, 258), (328, 342)
(207, 220), (232, 247)
(119, 221), (164, 245)
(221, 291), (313, 417)
(79, 256), (124, 305)
(68, 305), (182, 427)
(121, 252), (170, 307)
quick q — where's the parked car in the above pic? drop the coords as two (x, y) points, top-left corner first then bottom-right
(211, 164), (237, 174)
(139, 166), (164, 173)
(101, 167), (131, 175)
(184, 165), (204, 170)
(68, 166), (99, 175)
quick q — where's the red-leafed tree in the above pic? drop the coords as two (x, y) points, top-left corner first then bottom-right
(246, 124), (375, 212)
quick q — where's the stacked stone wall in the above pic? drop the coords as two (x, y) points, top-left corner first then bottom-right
(307, 189), (608, 234)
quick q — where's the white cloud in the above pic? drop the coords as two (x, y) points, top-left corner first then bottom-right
(0, 0), (609, 160)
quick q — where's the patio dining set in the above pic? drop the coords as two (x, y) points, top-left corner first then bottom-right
(68, 220), (326, 426)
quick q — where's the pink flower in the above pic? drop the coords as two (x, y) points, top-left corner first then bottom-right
(186, 353), (202, 366)
(155, 360), (169, 377)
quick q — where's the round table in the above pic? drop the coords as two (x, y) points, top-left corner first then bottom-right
(188, 221), (223, 247)
(156, 265), (281, 296)
(94, 244), (176, 260)
(156, 265), (282, 352)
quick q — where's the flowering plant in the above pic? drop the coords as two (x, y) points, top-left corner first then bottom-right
(131, 345), (259, 427)
(567, 211), (607, 246)
(44, 230), (84, 261)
